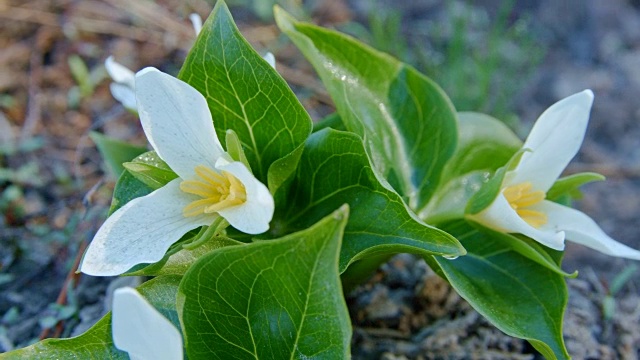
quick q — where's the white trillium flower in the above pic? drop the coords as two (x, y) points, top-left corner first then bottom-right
(189, 13), (203, 35)
(468, 90), (640, 260)
(105, 15), (203, 112)
(80, 68), (274, 276)
(105, 56), (137, 112)
(263, 52), (276, 69)
(112, 287), (183, 360)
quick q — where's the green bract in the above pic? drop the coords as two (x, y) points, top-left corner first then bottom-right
(6, 1), (640, 360)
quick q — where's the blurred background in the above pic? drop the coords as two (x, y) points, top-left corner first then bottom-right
(1, 0), (639, 358)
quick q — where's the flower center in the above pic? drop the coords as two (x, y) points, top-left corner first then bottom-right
(502, 182), (547, 228)
(179, 165), (247, 217)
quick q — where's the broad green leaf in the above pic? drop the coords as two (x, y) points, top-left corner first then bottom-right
(276, 129), (464, 272)
(425, 221), (570, 360)
(90, 131), (146, 179)
(122, 151), (178, 190)
(1, 316), (125, 360)
(177, 205), (352, 360)
(108, 169), (153, 215)
(547, 172), (605, 202)
(178, 1), (312, 189)
(442, 112), (521, 180)
(468, 222), (576, 278)
(275, 8), (458, 210)
(420, 170), (490, 225)
(128, 235), (243, 276)
(1, 276), (181, 360)
(312, 112), (345, 132)
(420, 112), (521, 223)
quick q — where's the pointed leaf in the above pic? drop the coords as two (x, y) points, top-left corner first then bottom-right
(276, 129), (464, 272)
(109, 151), (179, 215)
(177, 206), (351, 359)
(312, 112), (345, 133)
(425, 221), (570, 360)
(123, 151), (178, 190)
(108, 169), (153, 215)
(178, 2), (312, 187)
(275, 8), (457, 210)
(90, 132), (147, 179)
(546, 172), (605, 202)
(465, 148), (527, 215)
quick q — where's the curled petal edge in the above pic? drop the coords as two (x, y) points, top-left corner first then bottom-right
(215, 157), (274, 235)
(467, 193), (565, 251)
(537, 201), (640, 260)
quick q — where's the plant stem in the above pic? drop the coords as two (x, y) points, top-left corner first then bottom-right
(183, 217), (229, 250)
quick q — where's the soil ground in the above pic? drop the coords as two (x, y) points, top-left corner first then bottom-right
(0, 0), (638, 359)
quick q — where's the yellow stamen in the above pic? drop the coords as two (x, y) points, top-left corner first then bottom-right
(502, 182), (547, 228)
(180, 165), (247, 217)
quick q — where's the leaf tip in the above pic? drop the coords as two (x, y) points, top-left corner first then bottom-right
(335, 203), (350, 222)
(273, 5), (296, 32)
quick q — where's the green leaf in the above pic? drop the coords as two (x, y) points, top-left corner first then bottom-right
(546, 172), (605, 202)
(420, 170), (490, 225)
(178, 1), (312, 188)
(89, 131), (147, 179)
(268, 144), (304, 205)
(469, 222), (576, 278)
(68, 55), (94, 97)
(108, 169), (153, 215)
(609, 264), (637, 295)
(0, 276), (181, 360)
(443, 112), (522, 180)
(421, 112), (522, 223)
(312, 112), (345, 132)
(122, 151), (178, 190)
(108, 151), (179, 219)
(275, 8), (458, 210)
(276, 129), (465, 272)
(225, 129), (252, 172)
(425, 221), (570, 360)
(465, 148), (526, 215)
(177, 205), (352, 360)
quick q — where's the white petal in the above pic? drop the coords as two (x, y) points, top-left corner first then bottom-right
(508, 90), (594, 192)
(468, 193), (565, 250)
(112, 287), (183, 360)
(110, 83), (138, 111)
(263, 52), (276, 69)
(105, 56), (136, 89)
(80, 179), (212, 276)
(215, 158), (274, 234)
(536, 201), (640, 260)
(135, 68), (225, 180)
(189, 13), (202, 35)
